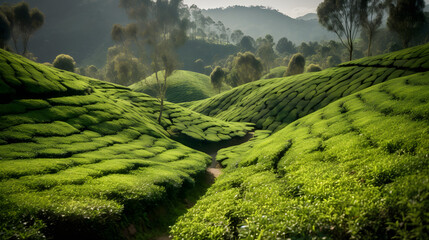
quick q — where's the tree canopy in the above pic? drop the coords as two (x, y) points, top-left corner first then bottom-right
(387, 0), (426, 48)
(210, 66), (225, 93)
(360, 0), (385, 56)
(285, 53), (305, 76)
(0, 2), (44, 55)
(317, 0), (361, 61)
(276, 37), (296, 55)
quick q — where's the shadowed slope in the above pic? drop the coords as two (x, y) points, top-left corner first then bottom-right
(188, 43), (429, 132)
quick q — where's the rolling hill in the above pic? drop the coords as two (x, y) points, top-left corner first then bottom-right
(130, 70), (230, 103)
(0, 49), (252, 239)
(171, 45), (429, 239)
(188, 43), (429, 132)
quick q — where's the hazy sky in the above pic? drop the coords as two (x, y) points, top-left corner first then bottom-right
(183, 0), (429, 18)
(183, 0), (325, 18)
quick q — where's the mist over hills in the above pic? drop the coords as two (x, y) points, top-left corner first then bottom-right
(202, 6), (336, 43)
(296, 13), (318, 21)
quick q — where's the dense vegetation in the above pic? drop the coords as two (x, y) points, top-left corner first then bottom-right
(171, 45), (429, 239)
(1, 0), (428, 239)
(0, 49), (252, 239)
(188, 43), (429, 132)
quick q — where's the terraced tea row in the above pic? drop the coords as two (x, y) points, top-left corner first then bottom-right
(172, 71), (429, 239)
(0, 49), (252, 239)
(188, 43), (429, 132)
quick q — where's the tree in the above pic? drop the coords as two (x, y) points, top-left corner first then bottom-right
(387, 0), (426, 48)
(256, 35), (276, 72)
(360, 0), (385, 56)
(231, 29), (244, 44)
(105, 45), (146, 86)
(119, 0), (188, 124)
(0, 12), (11, 49)
(239, 35), (256, 52)
(53, 54), (76, 72)
(276, 37), (296, 55)
(307, 64), (322, 72)
(231, 52), (263, 86)
(0, 3), (16, 51)
(12, 2), (44, 55)
(210, 66), (225, 93)
(317, 0), (362, 61)
(326, 55), (342, 68)
(285, 53), (305, 77)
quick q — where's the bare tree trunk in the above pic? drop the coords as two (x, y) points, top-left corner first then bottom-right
(158, 98), (163, 124)
(367, 33), (373, 57)
(23, 35), (29, 55)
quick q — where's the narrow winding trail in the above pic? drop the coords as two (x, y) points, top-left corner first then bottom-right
(154, 132), (255, 240)
(204, 132), (254, 182)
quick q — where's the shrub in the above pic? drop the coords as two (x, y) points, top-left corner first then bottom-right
(210, 66), (225, 93)
(52, 54), (76, 72)
(307, 64), (322, 72)
(285, 53), (305, 76)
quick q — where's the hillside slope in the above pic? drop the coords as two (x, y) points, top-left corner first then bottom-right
(0, 49), (252, 239)
(188, 43), (429, 132)
(172, 69), (429, 239)
(130, 70), (230, 103)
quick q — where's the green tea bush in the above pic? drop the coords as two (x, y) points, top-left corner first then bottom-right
(0, 48), (251, 238)
(188, 44), (429, 132)
(172, 73), (429, 239)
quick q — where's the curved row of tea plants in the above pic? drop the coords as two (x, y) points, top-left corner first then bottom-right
(188, 43), (429, 132)
(0, 49), (251, 239)
(171, 71), (429, 239)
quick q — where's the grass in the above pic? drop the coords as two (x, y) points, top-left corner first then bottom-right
(171, 71), (429, 239)
(187, 43), (429, 132)
(0, 49), (252, 239)
(129, 70), (231, 103)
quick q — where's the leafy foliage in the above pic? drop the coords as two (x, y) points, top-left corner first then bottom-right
(0, 49), (252, 238)
(52, 54), (76, 72)
(187, 43), (429, 132)
(387, 0), (426, 48)
(172, 70), (429, 240)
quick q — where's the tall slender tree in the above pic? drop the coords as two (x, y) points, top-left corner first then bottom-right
(387, 0), (426, 48)
(0, 12), (11, 49)
(317, 0), (362, 61)
(360, 0), (385, 56)
(119, 0), (188, 124)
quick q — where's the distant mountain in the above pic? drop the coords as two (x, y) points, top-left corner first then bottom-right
(296, 13), (318, 21)
(202, 6), (336, 44)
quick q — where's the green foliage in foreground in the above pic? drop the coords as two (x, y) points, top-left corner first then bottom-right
(188, 43), (429, 132)
(0, 49), (252, 238)
(171, 73), (429, 239)
(129, 70), (230, 103)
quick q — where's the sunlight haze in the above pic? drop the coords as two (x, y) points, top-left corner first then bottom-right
(183, 0), (324, 18)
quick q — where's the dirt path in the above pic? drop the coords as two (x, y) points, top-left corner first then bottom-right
(153, 132), (255, 240)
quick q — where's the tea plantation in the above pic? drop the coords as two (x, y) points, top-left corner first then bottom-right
(0, 49), (252, 239)
(188, 43), (429, 132)
(129, 70), (231, 103)
(172, 69), (429, 239)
